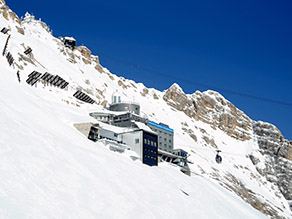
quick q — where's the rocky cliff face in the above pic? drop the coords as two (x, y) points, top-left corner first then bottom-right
(163, 83), (292, 214)
(2, 1), (291, 216)
(253, 121), (292, 210)
(0, 0), (20, 24)
(163, 83), (253, 141)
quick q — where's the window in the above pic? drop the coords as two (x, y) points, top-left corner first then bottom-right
(144, 139), (147, 144)
(135, 139), (139, 144)
(154, 142), (157, 147)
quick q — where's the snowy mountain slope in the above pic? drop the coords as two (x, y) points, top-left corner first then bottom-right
(0, 1), (291, 218)
(0, 29), (266, 219)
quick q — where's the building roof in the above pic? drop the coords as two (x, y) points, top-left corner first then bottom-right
(90, 110), (129, 116)
(147, 120), (174, 133)
(134, 121), (157, 135)
(110, 101), (140, 106)
(172, 148), (188, 153)
(97, 121), (131, 134)
(64, 36), (76, 41)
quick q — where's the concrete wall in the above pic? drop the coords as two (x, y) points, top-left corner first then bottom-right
(120, 131), (142, 159)
(73, 123), (93, 138)
(99, 129), (119, 142)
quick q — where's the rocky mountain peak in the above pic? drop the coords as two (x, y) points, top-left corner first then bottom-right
(0, 0), (20, 24)
(21, 12), (51, 33)
(167, 83), (184, 93)
(163, 86), (253, 141)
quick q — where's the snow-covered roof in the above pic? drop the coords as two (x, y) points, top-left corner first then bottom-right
(97, 121), (132, 134)
(134, 121), (157, 135)
(64, 36), (76, 41)
(91, 110), (131, 116)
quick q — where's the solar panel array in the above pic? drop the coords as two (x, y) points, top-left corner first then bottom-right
(26, 71), (42, 86)
(24, 47), (32, 55)
(73, 90), (95, 104)
(1, 27), (9, 34)
(40, 72), (69, 89)
(6, 52), (14, 66)
(2, 35), (10, 56)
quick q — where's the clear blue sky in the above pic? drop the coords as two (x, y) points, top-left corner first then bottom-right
(7, 0), (292, 140)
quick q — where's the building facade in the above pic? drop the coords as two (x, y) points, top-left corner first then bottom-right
(147, 121), (174, 153)
(109, 90), (140, 115)
(109, 102), (140, 115)
(120, 130), (158, 166)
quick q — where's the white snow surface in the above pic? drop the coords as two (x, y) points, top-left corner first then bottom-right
(0, 6), (291, 219)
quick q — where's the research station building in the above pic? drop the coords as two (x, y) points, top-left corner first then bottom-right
(147, 121), (174, 153)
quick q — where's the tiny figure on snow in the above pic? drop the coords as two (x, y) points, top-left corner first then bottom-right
(16, 71), (20, 82)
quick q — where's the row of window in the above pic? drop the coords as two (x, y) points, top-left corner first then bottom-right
(98, 116), (108, 120)
(159, 136), (172, 143)
(144, 148), (157, 154)
(159, 142), (172, 148)
(143, 138), (157, 147)
(144, 155), (157, 160)
(152, 128), (172, 137)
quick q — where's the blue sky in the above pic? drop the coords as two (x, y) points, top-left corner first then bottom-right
(8, 0), (292, 140)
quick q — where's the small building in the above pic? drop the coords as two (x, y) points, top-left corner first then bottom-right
(88, 124), (100, 142)
(90, 92), (146, 128)
(147, 120), (174, 153)
(172, 149), (188, 158)
(1, 27), (9, 34)
(61, 37), (76, 50)
(99, 128), (120, 142)
(109, 91), (140, 115)
(120, 128), (158, 166)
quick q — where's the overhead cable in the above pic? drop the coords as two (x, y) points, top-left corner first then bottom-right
(99, 52), (292, 107)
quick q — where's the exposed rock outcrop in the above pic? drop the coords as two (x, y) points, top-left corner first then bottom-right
(0, 0), (21, 25)
(253, 121), (292, 208)
(163, 83), (253, 141)
(163, 83), (292, 215)
(222, 173), (284, 218)
(75, 46), (103, 72)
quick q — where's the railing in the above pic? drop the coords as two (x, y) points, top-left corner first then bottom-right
(110, 101), (140, 106)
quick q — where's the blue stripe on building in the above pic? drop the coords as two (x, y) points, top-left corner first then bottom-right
(147, 120), (174, 133)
